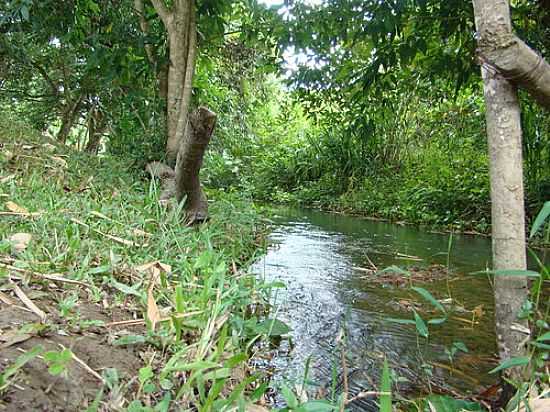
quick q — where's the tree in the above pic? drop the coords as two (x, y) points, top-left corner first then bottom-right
(472, 0), (550, 387)
(145, 0), (197, 166)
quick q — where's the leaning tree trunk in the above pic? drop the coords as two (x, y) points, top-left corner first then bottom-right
(149, 0), (197, 166)
(472, 0), (529, 384)
(175, 107), (216, 223)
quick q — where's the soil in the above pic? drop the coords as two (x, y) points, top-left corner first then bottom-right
(0, 298), (144, 411)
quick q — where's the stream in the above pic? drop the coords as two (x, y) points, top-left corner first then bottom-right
(252, 207), (547, 411)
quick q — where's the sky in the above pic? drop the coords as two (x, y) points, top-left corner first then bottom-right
(257, 0), (323, 75)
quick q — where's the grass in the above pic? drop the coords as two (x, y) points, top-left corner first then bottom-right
(0, 114), (276, 411)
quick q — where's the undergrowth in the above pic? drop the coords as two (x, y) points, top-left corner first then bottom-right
(0, 116), (281, 411)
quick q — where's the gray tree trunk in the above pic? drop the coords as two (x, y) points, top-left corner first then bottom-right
(472, 0), (529, 383)
(149, 0), (197, 166)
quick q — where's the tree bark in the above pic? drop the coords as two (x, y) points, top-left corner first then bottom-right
(478, 35), (550, 111)
(85, 105), (106, 154)
(175, 106), (216, 224)
(57, 94), (83, 144)
(148, 0), (197, 166)
(472, 0), (529, 383)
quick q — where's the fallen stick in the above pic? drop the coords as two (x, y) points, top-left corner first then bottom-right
(58, 343), (105, 384)
(0, 262), (89, 287)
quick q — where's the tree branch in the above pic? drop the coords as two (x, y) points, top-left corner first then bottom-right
(29, 60), (59, 96)
(478, 36), (550, 111)
(149, 0), (172, 29)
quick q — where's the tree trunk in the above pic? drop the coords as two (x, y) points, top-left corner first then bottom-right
(57, 94), (83, 144)
(149, 0), (197, 166)
(472, 0), (530, 383)
(175, 106), (216, 223)
(85, 106), (106, 154)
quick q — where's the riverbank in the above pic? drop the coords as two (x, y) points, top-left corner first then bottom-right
(260, 188), (549, 248)
(0, 124), (274, 410)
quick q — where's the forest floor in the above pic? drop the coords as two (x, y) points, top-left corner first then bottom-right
(0, 124), (274, 411)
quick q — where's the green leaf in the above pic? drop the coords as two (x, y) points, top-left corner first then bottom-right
(529, 341), (550, 350)
(424, 395), (483, 411)
(0, 345), (43, 390)
(470, 269), (540, 278)
(536, 331), (550, 342)
(223, 353), (247, 368)
(301, 400), (339, 411)
(202, 368), (232, 381)
(280, 384), (298, 408)
(386, 318), (416, 325)
(113, 335), (146, 346)
(530, 201), (550, 238)
(256, 318), (291, 336)
(20, 5), (29, 21)
(414, 311), (429, 338)
(412, 286), (445, 313)
(380, 357), (392, 412)
(110, 279), (142, 296)
(489, 356), (530, 374)
(427, 317), (447, 325)
(139, 366), (154, 384)
(452, 341), (468, 353)
(379, 265), (411, 276)
(171, 360), (219, 372)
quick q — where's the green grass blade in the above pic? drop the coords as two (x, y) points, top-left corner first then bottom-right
(411, 286), (445, 313)
(379, 357), (392, 412)
(529, 201), (550, 238)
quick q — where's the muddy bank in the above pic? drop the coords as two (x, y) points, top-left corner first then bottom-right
(0, 297), (144, 411)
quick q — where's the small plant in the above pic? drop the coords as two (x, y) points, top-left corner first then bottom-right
(444, 341), (469, 366)
(43, 348), (73, 377)
(0, 345), (43, 393)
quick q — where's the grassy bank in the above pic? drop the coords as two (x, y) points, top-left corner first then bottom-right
(0, 116), (277, 411)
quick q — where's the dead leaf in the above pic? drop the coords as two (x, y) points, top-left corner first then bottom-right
(90, 211), (110, 220)
(0, 175), (15, 184)
(102, 232), (136, 246)
(5, 201), (29, 214)
(8, 233), (32, 253)
(9, 277), (47, 321)
(158, 262), (171, 273)
(50, 156), (68, 168)
(0, 290), (15, 305)
(2, 150), (15, 161)
(132, 228), (152, 237)
(0, 329), (32, 348)
(146, 266), (161, 330)
(135, 261), (171, 274)
(135, 261), (158, 273)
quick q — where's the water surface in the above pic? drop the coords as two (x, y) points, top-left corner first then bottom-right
(252, 207), (539, 410)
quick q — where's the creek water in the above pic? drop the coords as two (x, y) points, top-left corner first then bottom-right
(252, 207), (547, 411)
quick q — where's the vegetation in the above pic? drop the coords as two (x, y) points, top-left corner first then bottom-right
(1, 0), (549, 410)
(0, 114), (285, 410)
